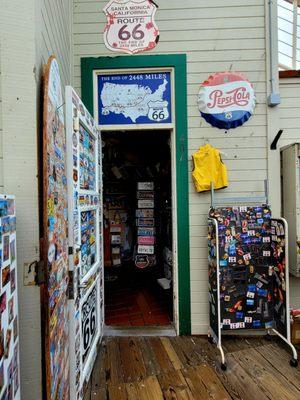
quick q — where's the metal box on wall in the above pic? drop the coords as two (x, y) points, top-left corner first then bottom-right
(281, 143), (300, 277)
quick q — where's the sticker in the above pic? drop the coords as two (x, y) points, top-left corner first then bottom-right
(48, 244), (56, 263)
(138, 236), (155, 246)
(136, 209), (154, 218)
(0, 294), (6, 314)
(4, 330), (12, 359)
(137, 245), (154, 255)
(135, 255), (150, 269)
(253, 320), (261, 328)
(10, 241), (16, 264)
(2, 266), (10, 288)
(137, 182), (154, 191)
(257, 289), (268, 297)
(8, 298), (14, 324)
(137, 218), (155, 227)
(138, 200), (154, 209)
(222, 319), (231, 325)
(3, 236), (9, 262)
(137, 192), (154, 200)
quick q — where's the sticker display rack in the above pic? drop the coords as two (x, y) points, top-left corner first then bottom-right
(208, 205), (298, 371)
(0, 195), (20, 399)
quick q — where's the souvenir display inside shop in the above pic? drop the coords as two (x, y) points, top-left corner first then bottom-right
(208, 205), (298, 370)
(0, 196), (20, 399)
(102, 131), (173, 326)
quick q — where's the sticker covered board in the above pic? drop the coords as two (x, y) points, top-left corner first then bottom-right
(42, 56), (70, 400)
(0, 196), (20, 399)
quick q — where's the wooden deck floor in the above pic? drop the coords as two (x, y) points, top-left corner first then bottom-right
(84, 336), (300, 400)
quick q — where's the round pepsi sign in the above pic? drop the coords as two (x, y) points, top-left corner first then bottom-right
(198, 72), (256, 130)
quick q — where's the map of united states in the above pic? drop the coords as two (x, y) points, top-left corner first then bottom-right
(100, 79), (168, 122)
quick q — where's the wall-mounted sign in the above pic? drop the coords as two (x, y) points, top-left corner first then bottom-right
(97, 71), (172, 127)
(103, 0), (159, 54)
(198, 72), (255, 130)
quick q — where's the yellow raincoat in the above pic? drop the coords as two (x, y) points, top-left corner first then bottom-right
(192, 144), (228, 192)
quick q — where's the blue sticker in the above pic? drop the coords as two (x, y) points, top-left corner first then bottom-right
(247, 299), (255, 306)
(220, 260), (228, 267)
(253, 320), (261, 328)
(257, 289), (268, 297)
(247, 285), (256, 292)
(236, 312), (244, 319)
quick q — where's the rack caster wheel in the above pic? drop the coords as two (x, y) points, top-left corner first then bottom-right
(208, 335), (213, 344)
(290, 358), (298, 368)
(221, 363), (227, 371)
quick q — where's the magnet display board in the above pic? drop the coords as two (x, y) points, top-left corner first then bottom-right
(0, 196), (20, 399)
(66, 86), (104, 400)
(207, 206), (297, 369)
(42, 56), (70, 400)
(208, 218), (220, 343)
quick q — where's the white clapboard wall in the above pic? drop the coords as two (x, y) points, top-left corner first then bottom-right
(73, 0), (269, 334)
(36, 0), (73, 88)
(0, 1), (73, 399)
(279, 76), (300, 309)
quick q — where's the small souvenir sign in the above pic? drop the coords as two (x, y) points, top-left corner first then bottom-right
(198, 72), (256, 130)
(97, 71), (172, 127)
(138, 245), (154, 255)
(103, 0), (159, 54)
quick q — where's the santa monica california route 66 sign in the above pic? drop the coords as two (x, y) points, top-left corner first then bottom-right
(103, 0), (159, 54)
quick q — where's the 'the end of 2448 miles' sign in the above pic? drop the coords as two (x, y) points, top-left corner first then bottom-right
(97, 71), (172, 127)
(103, 0), (159, 54)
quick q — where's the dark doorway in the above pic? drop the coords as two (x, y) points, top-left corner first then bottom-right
(102, 130), (173, 327)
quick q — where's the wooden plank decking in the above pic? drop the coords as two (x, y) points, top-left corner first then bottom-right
(84, 336), (300, 400)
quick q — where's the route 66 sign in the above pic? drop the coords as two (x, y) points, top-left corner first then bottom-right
(81, 286), (98, 365)
(148, 100), (169, 122)
(103, 0), (159, 54)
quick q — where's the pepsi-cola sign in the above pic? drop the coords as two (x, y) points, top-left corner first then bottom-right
(198, 72), (255, 130)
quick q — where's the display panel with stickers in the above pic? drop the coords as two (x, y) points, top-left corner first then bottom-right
(42, 57), (70, 400)
(208, 218), (220, 342)
(208, 206), (298, 369)
(66, 86), (104, 400)
(0, 196), (20, 400)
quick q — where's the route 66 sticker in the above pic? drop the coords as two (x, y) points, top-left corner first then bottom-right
(148, 101), (169, 122)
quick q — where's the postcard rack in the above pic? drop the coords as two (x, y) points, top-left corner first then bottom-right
(208, 203), (298, 371)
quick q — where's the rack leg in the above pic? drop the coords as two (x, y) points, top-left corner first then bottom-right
(218, 342), (227, 371)
(271, 329), (298, 367)
(208, 332), (227, 370)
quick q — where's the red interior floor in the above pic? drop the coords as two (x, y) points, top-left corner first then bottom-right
(105, 271), (173, 327)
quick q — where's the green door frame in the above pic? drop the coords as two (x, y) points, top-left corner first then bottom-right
(81, 54), (191, 335)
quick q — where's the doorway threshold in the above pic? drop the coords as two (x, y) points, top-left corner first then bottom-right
(104, 325), (177, 337)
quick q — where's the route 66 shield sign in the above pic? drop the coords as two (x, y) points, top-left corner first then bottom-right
(103, 0), (159, 54)
(148, 100), (169, 122)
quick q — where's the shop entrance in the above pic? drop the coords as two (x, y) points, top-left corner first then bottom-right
(102, 130), (174, 328)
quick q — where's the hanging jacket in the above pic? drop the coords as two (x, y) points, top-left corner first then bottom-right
(192, 144), (228, 192)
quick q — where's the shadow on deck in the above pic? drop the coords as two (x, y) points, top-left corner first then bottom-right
(84, 336), (300, 400)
